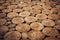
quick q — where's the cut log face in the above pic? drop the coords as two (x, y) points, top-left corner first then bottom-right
(4, 31), (21, 40)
